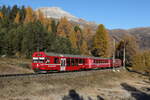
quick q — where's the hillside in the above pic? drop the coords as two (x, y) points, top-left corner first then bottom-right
(109, 27), (150, 49)
(36, 7), (98, 29)
(37, 7), (150, 50)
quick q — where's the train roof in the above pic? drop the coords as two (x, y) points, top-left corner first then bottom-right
(45, 52), (111, 60)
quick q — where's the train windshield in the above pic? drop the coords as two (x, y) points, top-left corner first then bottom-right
(33, 57), (45, 63)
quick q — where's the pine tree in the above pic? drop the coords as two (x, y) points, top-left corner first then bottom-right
(20, 6), (26, 23)
(92, 24), (110, 57)
(9, 5), (19, 22)
(51, 19), (57, 34)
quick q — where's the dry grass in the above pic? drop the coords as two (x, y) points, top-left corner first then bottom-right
(0, 57), (33, 74)
(0, 69), (150, 100)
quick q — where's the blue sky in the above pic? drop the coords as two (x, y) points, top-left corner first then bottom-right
(0, 0), (150, 29)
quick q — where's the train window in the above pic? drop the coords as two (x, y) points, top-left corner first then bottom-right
(38, 57), (45, 63)
(67, 58), (70, 66)
(100, 60), (102, 63)
(54, 58), (59, 64)
(94, 60), (96, 63)
(75, 59), (78, 66)
(104, 61), (107, 63)
(96, 60), (98, 63)
(83, 59), (85, 64)
(79, 59), (82, 64)
(71, 59), (75, 66)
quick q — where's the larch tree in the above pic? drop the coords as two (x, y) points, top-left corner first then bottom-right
(80, 39), (89, 55)
(0, 12), (3, 18)
(69, 31), (78, 49)
(57, 17), (73, 37)
(92, 24), (110, 57)
(116, 34), (139, 66)
(124, 34), (139, 66)
(14, 12), (20, 24)
(36, 10), (50, 26)
(74, 26), (83, 49)
(82, 26), (93, 41)
(24, 7), (35, 24)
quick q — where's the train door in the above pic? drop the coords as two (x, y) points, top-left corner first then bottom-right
(60, 58), (66, 71)
(88, 58), (92, 69)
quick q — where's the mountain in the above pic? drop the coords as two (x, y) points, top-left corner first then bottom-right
(36, 7), (97, 29)
(36, 7), (150, 50)
(36, 7), (78, 22)
(109, 27), (150, 50)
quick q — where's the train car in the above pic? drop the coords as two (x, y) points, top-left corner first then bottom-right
(32, 52), (122, 73)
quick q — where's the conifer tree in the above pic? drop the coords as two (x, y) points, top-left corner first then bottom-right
(0, 12), (3, 18)
(57, 17), (73, 37)
(51, 19), (57, 34)
(92, 24), (110, 57)
(24, 7), (35, 24)
(83, 26), (92, 40)
(116, 34), (139, 66)
(74, 26), (83, 50)
(69, 31), (78, 49)
(9, 5), (19, 22)
(80, 40), (89, 55)
(20, 6), (26, 22)
(14, 12), (20, 24)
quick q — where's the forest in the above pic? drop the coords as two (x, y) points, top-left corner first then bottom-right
(0, 5), (150, 71)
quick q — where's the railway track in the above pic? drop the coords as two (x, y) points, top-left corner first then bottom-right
(0, 67), (124, 78)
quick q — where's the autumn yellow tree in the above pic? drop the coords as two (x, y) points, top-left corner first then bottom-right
(92, 24), (110, 57)
(80, 40), (89, 55)
(82, 26), (93, 41)
(57, 17), (73, 37)
(69, 31), (78, 49)
(124, 34), (139, 66)
(36, 10), (51, 26)
(132, 50), (150, 71)
(24, 7), (35, 24)
(143, 50), (150, 68)
(14, 12), (20, 24)
(0, 12), (3, 18)
(116, 34), (139, 66)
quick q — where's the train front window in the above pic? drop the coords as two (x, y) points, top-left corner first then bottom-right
(33, 57), (45, 63)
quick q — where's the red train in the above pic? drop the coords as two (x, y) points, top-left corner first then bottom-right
(32, 52), (122, 73)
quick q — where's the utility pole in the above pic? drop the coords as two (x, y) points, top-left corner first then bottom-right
(123, 41), (126, 69)
(113, 39), (116, 71)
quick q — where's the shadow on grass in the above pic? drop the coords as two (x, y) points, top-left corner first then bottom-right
(62, 89), (104, 100)
(125, 67), (149, 76)
(121, 83), (150, 100)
